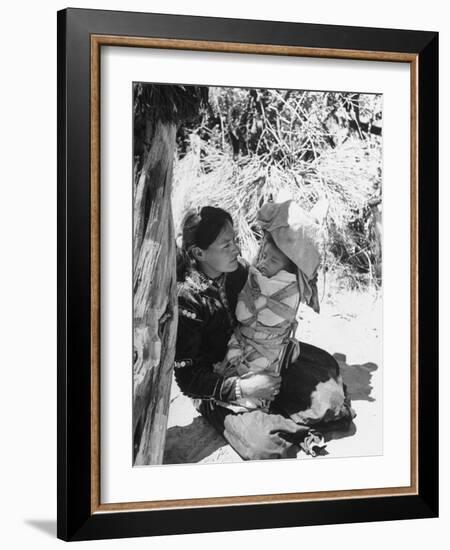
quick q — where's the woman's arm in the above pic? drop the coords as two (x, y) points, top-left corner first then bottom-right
(175, 309), (280, 403)
(174, 262), (279, 403)
(239, 374), (281, 400)
(174, 295), (239, 401)
(175, 312), (280, 402)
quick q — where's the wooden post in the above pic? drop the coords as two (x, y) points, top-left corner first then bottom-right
(133, 119), (178, 465)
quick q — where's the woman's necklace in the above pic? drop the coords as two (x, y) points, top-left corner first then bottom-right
(197, 270), (234, 328)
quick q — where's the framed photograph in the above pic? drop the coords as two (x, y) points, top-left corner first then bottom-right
(57, 8), (438, 541)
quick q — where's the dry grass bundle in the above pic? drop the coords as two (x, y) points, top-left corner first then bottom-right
(173, 148), (268, 261)
(173, 135), (380, 269)
(169, 88), (382, 287)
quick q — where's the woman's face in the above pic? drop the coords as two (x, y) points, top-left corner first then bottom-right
(195, 221), (239, 279)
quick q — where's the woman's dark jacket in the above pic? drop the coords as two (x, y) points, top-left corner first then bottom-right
(174, 262), (248, 402)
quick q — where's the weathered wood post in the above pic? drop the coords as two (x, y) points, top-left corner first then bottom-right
(133, 119), (178, 465)
(132, 85), (206, 465)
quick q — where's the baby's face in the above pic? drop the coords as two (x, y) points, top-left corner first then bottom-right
(256, 241), (292, 278)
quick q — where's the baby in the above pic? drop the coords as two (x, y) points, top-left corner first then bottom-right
(214, 199), (323, 413)
(224, 232), (301, 410)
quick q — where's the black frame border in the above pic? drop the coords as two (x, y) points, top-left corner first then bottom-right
(57, 8), (438, 541)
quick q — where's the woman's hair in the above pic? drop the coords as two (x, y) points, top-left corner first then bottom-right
(176, 206), (233, 281)
(263, 232), (297, 274)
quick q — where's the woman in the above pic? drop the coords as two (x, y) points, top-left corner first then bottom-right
(174, 206), (353, 460)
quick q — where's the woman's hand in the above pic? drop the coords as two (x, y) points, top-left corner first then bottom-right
(239, 373), (281, 401)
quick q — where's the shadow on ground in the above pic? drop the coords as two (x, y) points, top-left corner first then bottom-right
(25, 520), (56, 537)
(333, 352), (378, 402)
(164, 354), (378, 464)
(321, 417), (358, 443)
(163, 415), (227, 464)
(309, 353), (379, 446)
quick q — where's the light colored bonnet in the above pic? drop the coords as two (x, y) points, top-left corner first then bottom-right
(257, 200), (324, 311)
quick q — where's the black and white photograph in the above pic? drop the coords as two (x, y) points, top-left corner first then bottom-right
(132, 83), (383, 466)
(0, 0), (443, 546)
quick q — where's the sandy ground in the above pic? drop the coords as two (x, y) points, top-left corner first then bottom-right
(163, 286), (382, 464)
